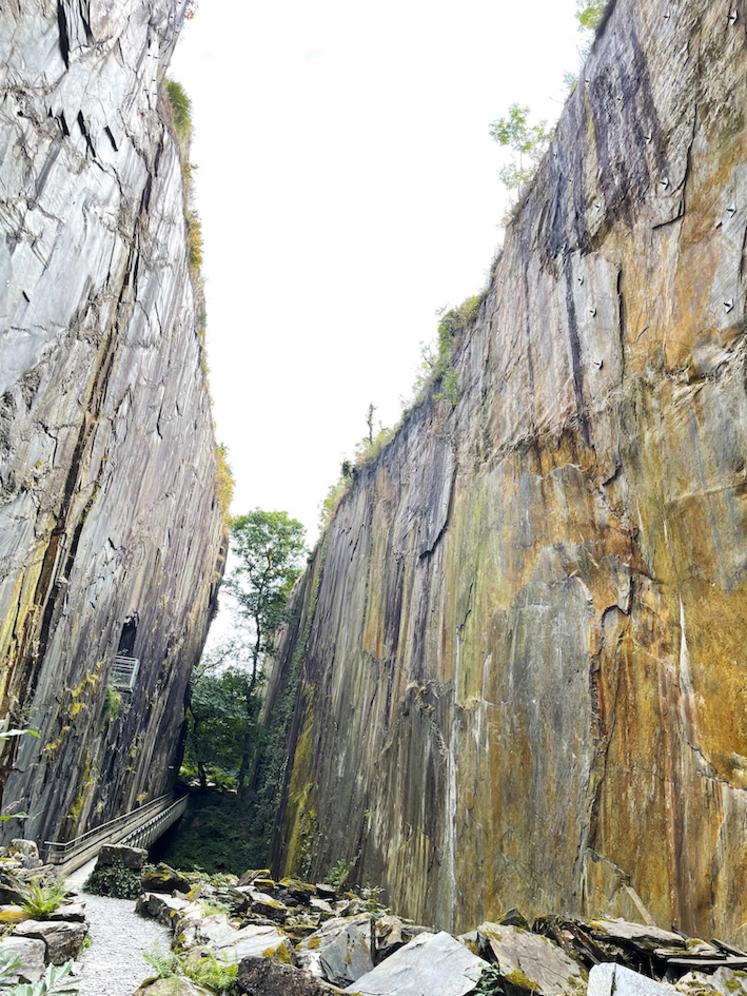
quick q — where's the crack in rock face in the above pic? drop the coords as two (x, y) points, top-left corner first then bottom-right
(261, 0), (747, 946)
(0, 0), (224, 846)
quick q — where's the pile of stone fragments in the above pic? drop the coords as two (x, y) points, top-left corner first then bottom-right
(127, 847), (747, 996)
(0, 839), (89, 985)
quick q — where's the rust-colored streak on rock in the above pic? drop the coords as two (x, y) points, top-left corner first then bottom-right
(264, 0), (747, 943)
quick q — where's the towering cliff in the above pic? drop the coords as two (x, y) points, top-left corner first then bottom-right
(265, 0), (747, 944)
(0, 1), (224, 845)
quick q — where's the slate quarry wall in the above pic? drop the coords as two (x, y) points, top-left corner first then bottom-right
(266, 0), (747, 943)
(0, 1), (224, 845)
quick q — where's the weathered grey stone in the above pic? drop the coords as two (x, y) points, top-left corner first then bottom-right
(176, 912), (292, 965)
(295, 914), (374, 986)
(676, 968), (747, 995)
(344, 930), (487, 996)
(588, 963), (676, 996)
(238, 870), (272, 887)
(8, 841), (42, 870)
(249, 889), (288, 922)
(98, 845), (147, 871)
(0, 936), (46, 982)
(373, 915), (431, 961)
(477, 922), (586, 995)
(136, 892), (194, 926)
(141, 864), (191, 895)
(237, 957), (342, 995)
(0, 0), (224, 852)
(47, 901), (86, 923)
(13, 918), (88, 965)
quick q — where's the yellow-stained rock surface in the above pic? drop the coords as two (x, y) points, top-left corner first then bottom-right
(264, 0), (747, 942)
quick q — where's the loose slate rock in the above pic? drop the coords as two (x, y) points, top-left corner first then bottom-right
(13, 918), (88, 965)
(374, 915), (431, 962)
(141, 862), (191, 894)
(676, 968), (747, 995)
(238, 956), (342, 995)
(0, 936), (46, 982)
(98, 844), (147, 870)
(345, 931), (487, 996)
(295, 913), (374, 986)
(589, 963), (677, 996)
(136, 891), (195, 926)
(477, 922), (586, 995)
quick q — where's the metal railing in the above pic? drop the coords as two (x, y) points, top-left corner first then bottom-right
(121, 795), (188, 851)
(44, 793), (187, 873)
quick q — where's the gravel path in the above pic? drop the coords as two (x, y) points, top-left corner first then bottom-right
(76, 893), (170, 996)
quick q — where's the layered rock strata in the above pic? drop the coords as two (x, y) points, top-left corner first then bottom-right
(0, 1), (224, 844)
(265, 0), (747, 942)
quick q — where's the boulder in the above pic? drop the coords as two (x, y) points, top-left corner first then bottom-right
(238, 869), (271, 887)
(8, 840), (42, 871)
(310, 898), (335, 919)
(134, 979), (212, 995)
(589, 963), (677, 996)
(0, 936), (46, 982)
(345, 930), (487, 996)
(237, 956), (342, 994)
(248, 890), (289, 922)
(315, 884), (337, 901)
(279, 879), (317, 904)
(141, 863), (191, 894)
(676, 968), (747, 995)
(477, 922), (586, 995)
(175, 911), (293, 964)
(97, 844), (148, 870)
(12, 918), (88, 965)
(47, 902), (86, 923)
(136, 892), (196, 926)
(535, 916), (689, 975)
(373, 915), (431, 961)
(295, 914), (374, 986)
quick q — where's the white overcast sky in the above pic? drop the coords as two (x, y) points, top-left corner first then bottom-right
(171, 0), (583, 547)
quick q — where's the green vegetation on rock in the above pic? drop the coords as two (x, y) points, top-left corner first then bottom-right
(85, 860), (141, 900)
(21, 878), (66, 919)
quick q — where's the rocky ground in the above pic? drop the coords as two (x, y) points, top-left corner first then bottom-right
(2, 840), (747, 995)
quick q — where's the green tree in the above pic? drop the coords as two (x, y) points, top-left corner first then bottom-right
(490, 104), (552, 213)
(225, 510), (306, 797)
(185, 642), (251, 790)
(576, 0), (607, 31)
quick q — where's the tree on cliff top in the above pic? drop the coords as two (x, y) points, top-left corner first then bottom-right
(576, 0), (607, 31)
(225, 510), (306, 796)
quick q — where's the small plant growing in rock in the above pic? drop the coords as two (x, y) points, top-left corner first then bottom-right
(474, 964), (504, 994)
(102, 687), (121, 724)
(0, 957), (79, 995)
(21, 877), (67, 918)
(85, 860), (140, 900)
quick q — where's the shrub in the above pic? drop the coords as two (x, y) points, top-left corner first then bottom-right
(85, 860), (140, 900)
(165, 80), (192, 139)
(102, 687), (121, 724)
(143, 946), (238, 995)
(186, 213), (203, 271)
(22, 878), (67, 919)
(215, 444), (234, 527)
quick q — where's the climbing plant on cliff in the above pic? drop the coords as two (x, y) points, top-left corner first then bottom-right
(225, 510), (306, 798)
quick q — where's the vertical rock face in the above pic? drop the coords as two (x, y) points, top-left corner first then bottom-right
(267, 0), (747, 943)
(0, 1), (224, 844)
